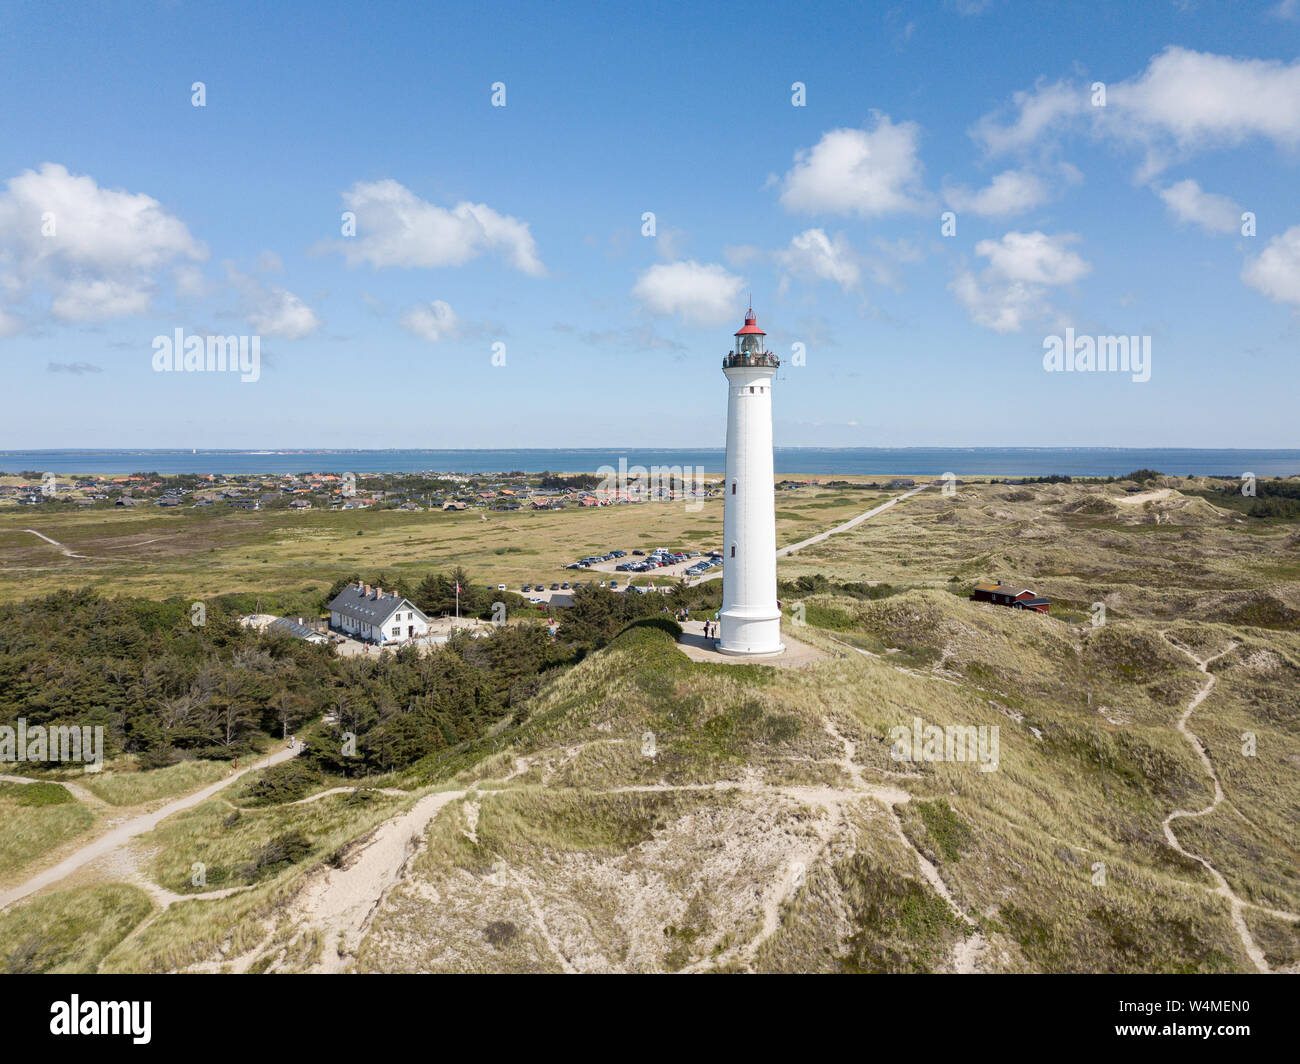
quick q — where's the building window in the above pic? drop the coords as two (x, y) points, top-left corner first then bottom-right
(730, 544), (736, 557)
(391, 627), (400, 637)
(731, 482), (736, 494)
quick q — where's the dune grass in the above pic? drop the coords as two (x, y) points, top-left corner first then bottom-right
(0, 782), (95, 880)
(0, 884), (153, 973)
(80, 757), (236, 806)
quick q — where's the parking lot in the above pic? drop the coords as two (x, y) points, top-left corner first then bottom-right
(510, 545), (722, 604)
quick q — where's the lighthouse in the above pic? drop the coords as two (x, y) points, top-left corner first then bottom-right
(718, 305), (784, 656)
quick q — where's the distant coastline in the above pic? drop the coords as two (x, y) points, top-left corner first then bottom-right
(2, 448), (1298, 478)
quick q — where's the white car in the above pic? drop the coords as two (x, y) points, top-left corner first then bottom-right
(497, 584), (507, 591)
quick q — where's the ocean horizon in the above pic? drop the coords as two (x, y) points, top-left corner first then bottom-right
(2, 447), (1298, 478)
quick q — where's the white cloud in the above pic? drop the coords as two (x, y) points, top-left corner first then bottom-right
(975, 49), (1300, 178)
(227, 264), (320, 339)
(974, 230), (1090, 285)
(776, 229), (861, 290)
(973, 81), (1085, 156)
(950, 271), (1047, 334)
(1243, 225), (1300, 306)
(0, 307), (21, 337)
(249, 288), (319, 338)
(1109, 47), (1300, 174)
(943, 169), (1049, 217)
(632, 260), (744, 324)
(400, 300), (459, 342)
(1156, 179), (1241, 234)
(0, 162), (205, 325)
(779, 114), (928, 217)
(333, 179), (544, 276)
(50, 278), (152, 321)
(952, 231), (1090, 333)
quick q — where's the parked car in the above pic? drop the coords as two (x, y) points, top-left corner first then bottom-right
(632, 549), (645, 555)
(609, 580), (618, 589)
(521, 584), (532, 592)
(550, 583), (560, 590)
(497, 584), (507, 591)
(561, 581), (570, 589)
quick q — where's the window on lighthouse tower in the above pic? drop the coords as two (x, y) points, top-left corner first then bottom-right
(740, 334), (761, 356)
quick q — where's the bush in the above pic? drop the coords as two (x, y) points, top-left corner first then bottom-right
(0, 781), (73, 807)
(622, 616), (682, 640)
(242, 830), (312, 880)
(241, 759), (321, 805)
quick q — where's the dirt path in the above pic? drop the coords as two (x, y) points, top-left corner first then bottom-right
(271, 759), (533, 974)
(1157, 632), (1299, 973)
(259, 719), (988, 976)
(278, 788), (469, 972)
(0, 746), (300, 911)
(20, 525), (91, 559)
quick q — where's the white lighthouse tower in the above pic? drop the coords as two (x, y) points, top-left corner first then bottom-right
(718, 305), (784, 656)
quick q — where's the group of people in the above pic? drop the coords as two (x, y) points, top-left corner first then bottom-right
(702, 620), (717, 640)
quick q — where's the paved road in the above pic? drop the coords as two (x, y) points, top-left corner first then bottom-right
(0, 745), (301, 910)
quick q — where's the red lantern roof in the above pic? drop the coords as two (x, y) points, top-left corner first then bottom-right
(734, 305), (765, 336)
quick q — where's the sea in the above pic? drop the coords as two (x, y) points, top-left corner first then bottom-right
(2, 448), (1298, 477)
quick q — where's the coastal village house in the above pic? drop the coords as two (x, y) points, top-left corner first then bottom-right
(970, 580), (1051, 613)
(328, 583), (431, 644)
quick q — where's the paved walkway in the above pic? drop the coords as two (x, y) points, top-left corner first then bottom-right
(674, 620), (827, 667)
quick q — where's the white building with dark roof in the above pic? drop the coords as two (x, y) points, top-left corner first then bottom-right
(327, 583), (430, 644)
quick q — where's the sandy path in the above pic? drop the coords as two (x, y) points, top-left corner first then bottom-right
(1114, 488), (1174, 505)
(1158, 632), (1299, 973)
(687, 483), (933, 587)
(277, 759), (532, 973)
(0, 746), (300, 910)
(282, 788), (469, 972)
(777, 483), (933, 556)
(21, 528), (91, 558)
(267, 718), (986, 975)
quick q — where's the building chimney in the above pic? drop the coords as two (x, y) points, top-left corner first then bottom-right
(375, 586), (383, 599)
(364, 584), (372, 596)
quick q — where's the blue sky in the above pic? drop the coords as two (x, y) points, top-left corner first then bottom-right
(2, 0), (1298, 449)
